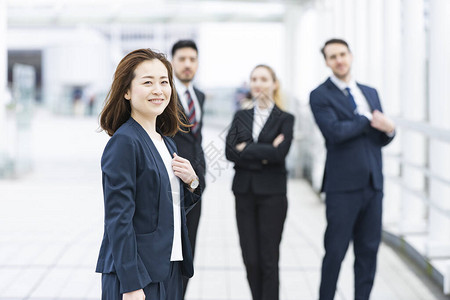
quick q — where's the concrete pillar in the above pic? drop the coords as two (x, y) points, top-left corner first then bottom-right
(399, 0), (427, 234)
(297, 2), (329, 191)
(342, 0), (355, 43)
(330, 0), (345, 36)
(283, 4), (304, 179)
(366, 0), (383, 89)
(352, 0), (368, 81)
(0, 0), (8, 176)
(381, 0), (402, 227)
(426, 0), (450, 260)
(283, 3), (302, 109)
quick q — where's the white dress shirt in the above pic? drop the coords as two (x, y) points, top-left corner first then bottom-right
(330, 75), (373, 121)
(252, 101), (275, 142)
(151, 136), (183, 261)
(174, 76), (202, 121)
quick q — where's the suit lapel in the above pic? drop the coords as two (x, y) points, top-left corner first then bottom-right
(133, 121), (170, 185)
(162, 135), (187, 217)
(357, 83), (376, 111)
(193, 87), (204, 109)
(242, 108), (254, 138)
(129, 118), (172, 219)
(163, 136), (176, 154)
(177, 93), (188, 119)
(325, 78), (356, 118)
(257, 105), (281, 142)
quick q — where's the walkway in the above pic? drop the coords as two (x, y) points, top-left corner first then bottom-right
(0, 110), (448, 299)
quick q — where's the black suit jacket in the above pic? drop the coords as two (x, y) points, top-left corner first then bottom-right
(309, 78), (394, 193)
(225, 105), (295, 195)
(95, 118), (200, 293)
(173, 87), (206, 190)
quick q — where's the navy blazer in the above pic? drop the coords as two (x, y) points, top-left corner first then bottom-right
(173, 88), (207, 190)
(95, 118), (200, 294)
(225, 105), (295, 195)
(310, 78), (394, 193)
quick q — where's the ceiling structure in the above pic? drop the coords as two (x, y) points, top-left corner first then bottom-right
(6, 0), (313, 27)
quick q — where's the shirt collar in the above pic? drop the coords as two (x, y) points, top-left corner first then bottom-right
(254, 100), (275, 114)
(173, 76), (194, 96)
(330, 74), (357, 91)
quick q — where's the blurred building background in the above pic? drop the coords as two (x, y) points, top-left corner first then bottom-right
(1, 0), (450, 298)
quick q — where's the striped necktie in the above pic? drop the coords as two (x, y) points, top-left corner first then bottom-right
(185, 90), (199, 136)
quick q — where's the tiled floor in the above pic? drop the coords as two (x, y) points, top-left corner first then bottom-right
(0, 110), (448, 299)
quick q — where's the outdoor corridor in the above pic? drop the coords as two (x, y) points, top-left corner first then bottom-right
(0, 110), (448, 300)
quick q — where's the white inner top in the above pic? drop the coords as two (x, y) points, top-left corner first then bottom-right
(252, 101), (275, 142)
(151, 136), (183, 261)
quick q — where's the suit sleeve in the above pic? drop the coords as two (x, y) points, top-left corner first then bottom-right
(310, 89), (371, 145)
(239, 113), (295, 163)
(380, 131), (395, 146)
(102, 134), (151, 293)
(183, 185), (202, 215)
(372, 89), (396, 146)
(225, 112), (263, 170)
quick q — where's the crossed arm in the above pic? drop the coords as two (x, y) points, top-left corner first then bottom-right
(310, 91), (395, 145)
(225, 113), (294, 166)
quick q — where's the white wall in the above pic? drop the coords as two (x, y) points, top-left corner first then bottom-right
(197, 22), (284, 89)
(0, 0), (8, 175)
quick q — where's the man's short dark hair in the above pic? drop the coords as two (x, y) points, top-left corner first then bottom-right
(321, 38), (350, 59)
(171, 40), (198, 57)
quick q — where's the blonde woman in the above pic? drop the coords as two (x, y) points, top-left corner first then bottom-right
(225, 65), (295, 300)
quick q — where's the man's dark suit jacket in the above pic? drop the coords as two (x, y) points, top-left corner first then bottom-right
(174, 88), (206, 190)
(95, 117), (200, 294)
(309, 78), (394, 193)
(225, 105), (295, 195)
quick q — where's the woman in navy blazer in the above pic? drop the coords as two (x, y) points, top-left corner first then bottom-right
(96, 49), (201, 300)
(225, 65), (295, 300)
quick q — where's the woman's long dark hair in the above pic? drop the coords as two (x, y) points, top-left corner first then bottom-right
(100, 48), (189, 136)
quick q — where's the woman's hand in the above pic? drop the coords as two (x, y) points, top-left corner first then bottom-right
(236, 142), (247, 152)
(172, 153), (197, 185)
(272, 134), (285, 147)
(123, 289), (145, 300)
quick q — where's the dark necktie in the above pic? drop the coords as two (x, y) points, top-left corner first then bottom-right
(345, 87), (357, 112)
(185, 90), (199, 136)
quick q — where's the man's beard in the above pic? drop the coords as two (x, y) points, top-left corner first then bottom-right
(176, 70), (194, 83)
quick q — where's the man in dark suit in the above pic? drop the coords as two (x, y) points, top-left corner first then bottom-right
(310, 38), (396, 300)
(171, 40), (206, 297)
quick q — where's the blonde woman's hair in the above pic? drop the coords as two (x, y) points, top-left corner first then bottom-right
(251, 64), (284, 109)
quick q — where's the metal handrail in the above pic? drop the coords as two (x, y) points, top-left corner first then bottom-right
(392, 117), (450, 143)
(384, 153), (450, 186)
(385, 175), (450, 219)
(381, 117), (450, 218)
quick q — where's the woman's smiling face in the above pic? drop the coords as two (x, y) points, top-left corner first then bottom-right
(125, 59), (171, 120)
